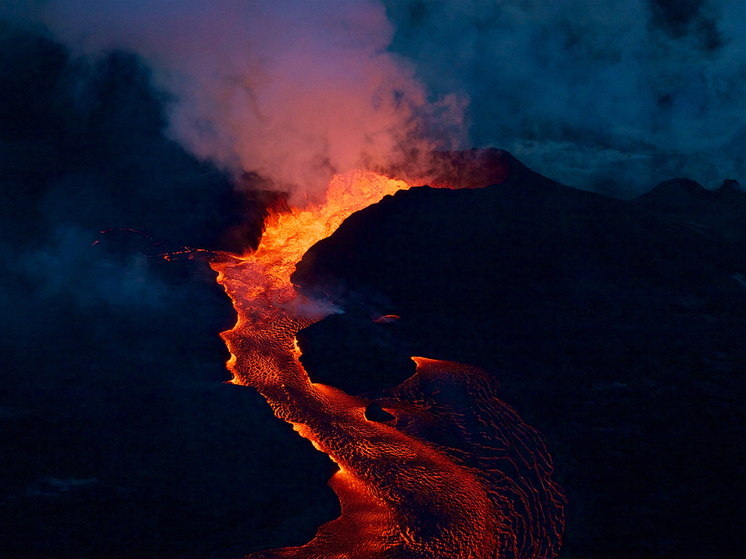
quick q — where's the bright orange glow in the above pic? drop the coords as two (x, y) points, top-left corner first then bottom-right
(247, 170), (409, 289)
(210, 170), (565, 558)
(372, 314), (400, 323)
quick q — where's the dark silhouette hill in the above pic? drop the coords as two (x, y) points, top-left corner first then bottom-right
(292, 150), (746, 558)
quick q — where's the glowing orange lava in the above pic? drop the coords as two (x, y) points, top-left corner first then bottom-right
(210, 170), (565, 558)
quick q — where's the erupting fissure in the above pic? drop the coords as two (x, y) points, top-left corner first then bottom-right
(210, 170), (565, 558)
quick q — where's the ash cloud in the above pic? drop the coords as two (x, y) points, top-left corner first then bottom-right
(22, 0), (467, 205)
(383, 0), (746, 196)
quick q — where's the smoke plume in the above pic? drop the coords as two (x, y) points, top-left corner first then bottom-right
(384, 0), (746, 195)
(25, 0), (466, 204)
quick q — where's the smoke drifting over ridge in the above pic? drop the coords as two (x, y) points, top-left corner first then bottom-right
(384, 0), (746, 196)
(24, 0), (466, 204)
(9, 0), (746, 199)
(6, 1), (746, 199)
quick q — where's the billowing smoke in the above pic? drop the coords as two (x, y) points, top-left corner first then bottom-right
(7, 0), (746, 199)
(384, 0), (746, 196)
(24, 0), (466, 204)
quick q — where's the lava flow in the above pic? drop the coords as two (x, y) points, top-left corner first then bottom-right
(210, 170), (565, 558)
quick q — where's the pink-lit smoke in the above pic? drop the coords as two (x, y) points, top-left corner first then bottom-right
(29, 0), (467, 204)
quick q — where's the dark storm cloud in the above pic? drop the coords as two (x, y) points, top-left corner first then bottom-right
(384, 0), (746, 196)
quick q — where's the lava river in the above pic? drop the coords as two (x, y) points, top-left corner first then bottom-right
(210, 171), (566, 558)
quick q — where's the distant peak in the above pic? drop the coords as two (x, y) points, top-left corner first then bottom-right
(632, 176), (746, 217)
(716, 179), (742, 195)
(653, 178), (712, 198)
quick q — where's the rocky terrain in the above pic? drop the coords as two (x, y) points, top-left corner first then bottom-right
(293, 149), (746, 558)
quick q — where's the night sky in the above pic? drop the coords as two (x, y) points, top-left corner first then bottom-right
(1, 1), (745, 557)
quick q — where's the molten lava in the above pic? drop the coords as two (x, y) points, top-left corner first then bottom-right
(210, 170), (565, 558)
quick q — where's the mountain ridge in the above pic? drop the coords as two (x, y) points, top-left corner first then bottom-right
(292, 150), (746, 558)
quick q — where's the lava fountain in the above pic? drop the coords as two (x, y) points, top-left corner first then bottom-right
(210, 170), (565, 558)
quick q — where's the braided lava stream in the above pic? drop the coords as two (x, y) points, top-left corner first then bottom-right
(210, 171), (565, 558)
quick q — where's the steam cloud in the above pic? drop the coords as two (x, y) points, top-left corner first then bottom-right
(384, 0), (746, 195)
(6, 0), (746, 198)
(23, 0), (466, 205)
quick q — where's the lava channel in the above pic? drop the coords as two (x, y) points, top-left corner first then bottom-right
(210, 170), (565, 558)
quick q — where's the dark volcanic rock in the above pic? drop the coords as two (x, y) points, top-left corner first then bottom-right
(292, 153), (746, 558)
(363, 402), (396, 423)
(717, 178), (741, 195)
(633, 176), (744, 217)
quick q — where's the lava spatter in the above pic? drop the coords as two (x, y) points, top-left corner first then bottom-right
(211, 170), (565, 558)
